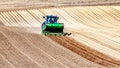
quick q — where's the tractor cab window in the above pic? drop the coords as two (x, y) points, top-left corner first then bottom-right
(49, 18), (55, 23)
(47, 16), (58, 23)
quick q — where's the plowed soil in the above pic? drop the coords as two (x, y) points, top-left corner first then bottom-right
(0, 0), (120, 10)
(0, 6), (120, 68)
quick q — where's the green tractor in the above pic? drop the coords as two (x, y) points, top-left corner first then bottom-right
(41, 15), (71, 36)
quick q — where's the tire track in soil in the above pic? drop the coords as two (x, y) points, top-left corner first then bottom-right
(0, 31), (41, 68)
(0, 27), (69, 68)
(0, 52), (14, 68)
(49, 36), (120, 66)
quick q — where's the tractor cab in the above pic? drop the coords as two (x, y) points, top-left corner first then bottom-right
(43, 15), (59, 23)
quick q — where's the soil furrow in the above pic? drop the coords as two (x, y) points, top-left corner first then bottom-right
(49, 36), (120, 66)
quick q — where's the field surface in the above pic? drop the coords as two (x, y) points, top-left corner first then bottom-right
(0, 6), (120, 68)
(0, 0), (120, 10)
(0, 0), (120, 68)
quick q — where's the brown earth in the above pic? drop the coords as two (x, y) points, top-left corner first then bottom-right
(49, 36), (120, 66)
(0, 6), (120, 68)
(0, 26), (103, 68)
